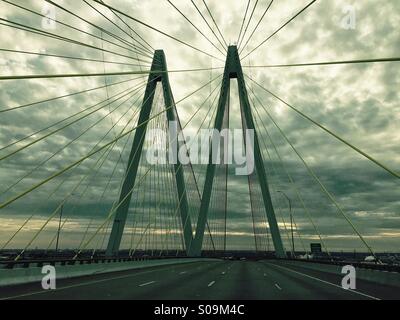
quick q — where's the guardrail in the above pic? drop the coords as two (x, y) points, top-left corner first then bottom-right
(1, 255), (399, 273)
(0, 255), (181, 270)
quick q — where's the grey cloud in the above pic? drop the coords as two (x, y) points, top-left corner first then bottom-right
(0, 0), (398, 252)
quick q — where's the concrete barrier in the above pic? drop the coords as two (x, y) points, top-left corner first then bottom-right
(0, 258), (219, 287)
(275, 260), (400, 288)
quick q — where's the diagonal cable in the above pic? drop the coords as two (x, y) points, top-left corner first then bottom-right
(202, 0), (228, 47)
(236, 0), (251, 45)
(166, 0), (225, 57)
(190, 0), (227, 52)
(249, 86), (378, 260)
(239, 0), (274, 55)
(242, 0), (318, 60)
(92, 0), (223, 61)
(238, 0), (259, 49)
(246, 75), (399, 179)
(244, 57), (400, 68)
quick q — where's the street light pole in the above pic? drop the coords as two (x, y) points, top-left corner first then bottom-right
(277, 191), (295, 258)
(290, 208), (294, 258)
(55, 204), (63, 252)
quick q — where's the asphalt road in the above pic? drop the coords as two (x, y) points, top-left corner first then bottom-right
(0, 260), (398, 300)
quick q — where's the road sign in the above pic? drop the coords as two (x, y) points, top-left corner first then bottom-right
(310, 243), (322, 254)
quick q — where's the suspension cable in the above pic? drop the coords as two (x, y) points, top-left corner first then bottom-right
(0, 75), (221, 210)
(0, 76), (146, 114)
(74, 76), (223, 256)
(92, 0), (223, 61)
(202, 0), (228, 47)
(166, 0), (225, 57)
(101, 2), (155, 53)
(249, 88), (331, 256)
(11, 87), (155, 255)
(0, 19), (152, 64)
(0, 79), (146, 153)
(82, 0), (154, 56)
(247, 75), (400, 179)
(239, 0), (274, 55)
(0, 67), (224, 81)
(0, 0), (154, 61)
(236, 0), (251, 46)
(0, 84), (144, 161)
(242, 0), (318, 60)
(1, 88), (145, 249)
(249, 88), (378, 260)
(238, 0), (259, 49)
(243, 57), (400, 68)
(44, 0), (154, 58)
(190, 0), (227, 53)
(1, 87), (142, 196)
(0, 48), (150, 68)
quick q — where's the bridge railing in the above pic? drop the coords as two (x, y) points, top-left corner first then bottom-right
(0, 255), (184, 270)
(285, 258), (400, 273)
(1, 253), (399, 273)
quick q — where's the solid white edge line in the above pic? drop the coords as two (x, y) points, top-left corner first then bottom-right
(266, 262), (381, 300)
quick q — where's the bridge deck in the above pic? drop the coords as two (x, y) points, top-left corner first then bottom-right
(1, 260), (398, 300)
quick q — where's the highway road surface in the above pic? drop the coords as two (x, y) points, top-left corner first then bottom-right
(0, 260), (398, 300)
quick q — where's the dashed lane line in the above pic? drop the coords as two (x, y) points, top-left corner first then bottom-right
(275, 284), (282, 290)
(139, 281), (156, 287)
(0, 262), (208, 300)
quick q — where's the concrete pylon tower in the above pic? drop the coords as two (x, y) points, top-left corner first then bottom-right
(106, 47), (286, 259)
(189, 46), (286, 258)
(106, 50), (193, 256)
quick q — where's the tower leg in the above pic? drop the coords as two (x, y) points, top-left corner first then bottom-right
(106, 50), (193, 256)
(190, 46), (286, 258)
(189, 61), (231, 256)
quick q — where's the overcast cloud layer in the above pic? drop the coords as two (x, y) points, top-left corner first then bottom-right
(0, 0), (398, 253)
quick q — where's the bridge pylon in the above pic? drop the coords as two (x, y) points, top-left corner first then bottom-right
(106, 50), (193, 256)
(189, 46), (286, 258)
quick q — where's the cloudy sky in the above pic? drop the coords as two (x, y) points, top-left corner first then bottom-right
(0, 0), (398, 254)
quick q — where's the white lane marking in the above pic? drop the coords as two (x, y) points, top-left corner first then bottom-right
(139, 281), (156, 287)
(0, 262), (200, 300)
(221, 272), (226, 275)
(275, 284), (282, 290)
(208, 281), (216, 287)
(180, 271), (187, 275)
(266, 262), (381, 300)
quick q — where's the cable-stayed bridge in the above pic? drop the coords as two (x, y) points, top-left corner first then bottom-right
(0, 0), (399, 300)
